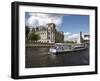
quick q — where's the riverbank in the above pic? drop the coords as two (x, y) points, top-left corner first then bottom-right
(26, 43), (55, 47)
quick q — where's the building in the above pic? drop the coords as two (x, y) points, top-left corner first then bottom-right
(29, 23), (64, 43)
(77, 32), (90, 44)
(77, 32), (84, 44)
(83, 33), (90, 44)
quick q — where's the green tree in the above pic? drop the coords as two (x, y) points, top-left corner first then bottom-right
(25, 26), (30, 38)
(28, 32), (40, 42)
(35, 34), (40, 42)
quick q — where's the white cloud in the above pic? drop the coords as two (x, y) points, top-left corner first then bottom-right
(68, 34), (79, 39)
(26, 13), (63, 28)
(64, 32), (71, 35)
(64, 33), (79, 41)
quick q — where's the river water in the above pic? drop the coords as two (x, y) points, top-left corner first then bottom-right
(25, 47), (89, 68)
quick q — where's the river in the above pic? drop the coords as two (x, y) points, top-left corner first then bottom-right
(25, 47), (89, 68)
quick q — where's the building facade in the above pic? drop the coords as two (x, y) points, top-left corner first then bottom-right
(29, 23), (64, 43)
(83, 34), (90, 44)
(77, 32), (90, 44)
(77, 32), (84, 44)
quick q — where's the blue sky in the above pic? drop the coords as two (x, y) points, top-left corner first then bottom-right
(59, 15), (89, 33)
(25, 12), (89, 40)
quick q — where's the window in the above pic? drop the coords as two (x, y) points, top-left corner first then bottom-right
(48, 37), (50, 39)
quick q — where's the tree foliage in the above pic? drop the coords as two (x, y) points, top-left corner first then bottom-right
(64, 40), (77, 44)
(28, 32), (40, 42)
(25, 26), (30, 38)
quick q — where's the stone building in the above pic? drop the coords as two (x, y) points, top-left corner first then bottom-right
(77, 32), (84, 44)
(29, 23), (64, 43)
(83, 34), (90, 44)
(77, 32), (90, 44)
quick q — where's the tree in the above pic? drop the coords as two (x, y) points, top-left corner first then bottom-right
(64, 40), (77, 44)
(28, 32), (40, 42)
(25, 26), (30, 38)
(35, 34), (40, 42)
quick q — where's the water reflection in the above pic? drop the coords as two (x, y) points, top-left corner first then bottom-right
(25, 47), (89, 68)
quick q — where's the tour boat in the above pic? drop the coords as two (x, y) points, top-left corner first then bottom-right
(49, 43), (72, 53)
(49, 43), (86, 54)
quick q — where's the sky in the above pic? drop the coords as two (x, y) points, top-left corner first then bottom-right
(25, 12), (89, 41)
